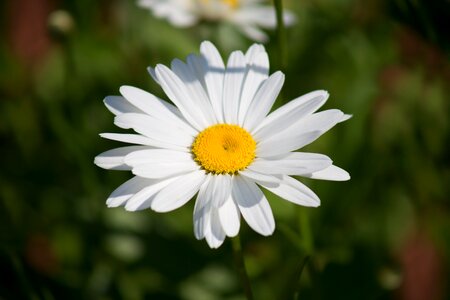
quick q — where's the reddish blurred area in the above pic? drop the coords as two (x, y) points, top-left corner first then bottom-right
(398, 229), (446, 300)
(6, 0), (55, 67)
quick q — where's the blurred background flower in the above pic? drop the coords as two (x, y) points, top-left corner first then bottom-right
(0, 0), (449, 299)
(137, 0), (295, 42)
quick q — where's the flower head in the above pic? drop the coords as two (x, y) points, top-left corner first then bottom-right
(137, 0), (296, 42)
(95, 41), (350, 248)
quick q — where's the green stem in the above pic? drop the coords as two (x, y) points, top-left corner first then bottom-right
(273, 0), (288, 70)
(299, 207), (313, 254)
(231, 235), (254, 300)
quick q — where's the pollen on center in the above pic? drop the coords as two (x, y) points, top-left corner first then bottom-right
(191, 124), (256, 175)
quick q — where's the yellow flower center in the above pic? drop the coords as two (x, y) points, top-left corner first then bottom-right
(192, 124), (256, 175)
(200, 0), (239, 9)
(222, 0), (238, 9)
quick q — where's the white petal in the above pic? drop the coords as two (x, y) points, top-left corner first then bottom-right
(124, 176), (179, 211)
(248, 152), (332, 176)
(151, 170), (206, 212)
(257, 175), (320, 207)
(244, 44), (266, 64)
(193, 174), (232, 243)
(119, 86), (175, 116)
(165, 10), (197, 27)
(239, 24), (269, 42)
(257, 131), (322, 157)
(233, 176), (275, 236)
(340, 114), (353, 122)
(155, 64), (208, 130)
(218, 194), (240, 237)
(125, 148), (198, 179)
(256, 109), (346, 157)
(223, 51), (247, 124)
(210, 175), (233, 207)
(138, 0), (196, 27)
(200, 41), (225, 123)
(114, 113), (193, 150)
(147, 66), (159, 84)
(100, 133), (156, 146)
(290, 109), (345, 135)
(238, 52), (269, 125)
(104, 96), (142, 115)
(170, 59), (217, 125)
(94, 146), (148, 170)
(186, 54), (208, 92)
(253, 90), (329, 140)
(233, 7), (295, 29)
(131, 161), (198, 179)
(119, 86), (196, 135)
(124, 149), (193, 166)
(206, 208), (226, 248)
(243, 71), (284, 132)
(303, 165), (350, 181)
(106, 176), (153, 208)
(193, 175), (212, 240)
(239, 169), (281, 185)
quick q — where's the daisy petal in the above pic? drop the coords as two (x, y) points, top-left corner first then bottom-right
(206, 208), (226, 248)
(290, 109), (345, 134)
(100, 133), (156, 146)
(243, 71), (284, 132)
(125, 176), (179, 211)
(106, 176), (153, 208)
(119, 85), (195, 133)
(233, 176), (275, 236)
(151, 170), (206, 212)
(239, 24), (269, 43)
(253, 90), (329, 140)
(218, 194), (240, 237)
(131, 161), (198, 179)
(147, 66), (159, 84)
(170, 59), (217, 125)
(257, 109), (345, 158)
(210, 175), (233, 207)
(194, 175), (212, 239)
(257, 131), (322, 157)
(244, 44), (266, 65)
(249, 152), (332, 176)
(114, 113), (193, 150)
(186, 54), (208, 91)
(303, 165), (350, 181)
(155, 64), (208, 130)
(200, 41), (226, 122)
(94, 146), (148, 170)
(126, 148), (197, 179)
(238, 52), (269, 125)
(239, 170), (281, 185)
(124, 149), (193, 166)
(223, 51), (247, 124)
(258, 175), (320, 207)
(104, 96), (142, 115)
(340, 114), (353, 122)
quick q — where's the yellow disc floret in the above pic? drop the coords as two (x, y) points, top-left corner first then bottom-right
(222, 0), (238, 9)
(192, 124), (256, 175)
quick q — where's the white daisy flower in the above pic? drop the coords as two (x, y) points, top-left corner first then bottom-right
(137, 0), (296, 42)
(95, 41), (350, 249)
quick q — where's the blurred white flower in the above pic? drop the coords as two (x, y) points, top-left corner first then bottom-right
(137, 0), (296, 42)
(95, 41), (350, 248)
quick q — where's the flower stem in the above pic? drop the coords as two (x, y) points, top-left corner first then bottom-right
(299, 207), (313, 254)
(231, 235), (254, 300)
(273, 0), (287, 70)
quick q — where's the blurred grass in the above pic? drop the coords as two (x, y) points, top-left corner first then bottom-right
(0, 0), (449, 299)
